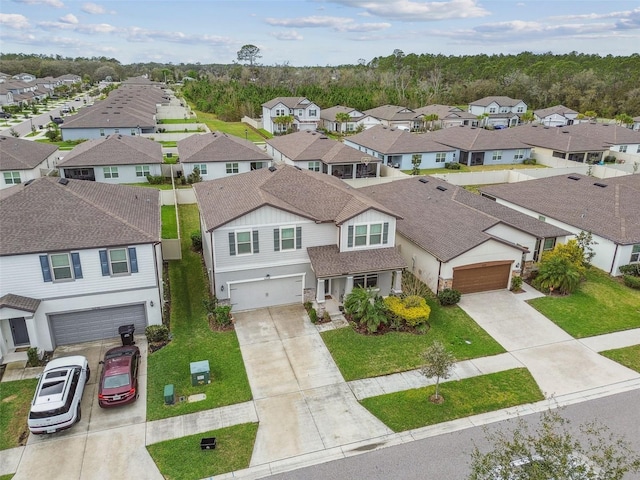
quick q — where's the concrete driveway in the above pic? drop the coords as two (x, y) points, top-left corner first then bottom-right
(234, 304), (393, 466)
(10, 335), (162, 480)
(458, 288), (640, 398)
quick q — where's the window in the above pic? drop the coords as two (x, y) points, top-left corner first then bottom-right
(39, 252), (83, 282)
(309, 109), (317, 117)
(230, 230), (258, 255)
(130, 128), (137, 135)
(543, 238), (556, 251)
(135, 165), (150, 177)
(3, 171), (21, 185)
(538, 215), (546, 222)
(308, 161), (321, 172)
(273, 226), (301, 251)
(435, 152), (446, 163)
(492, 151), (503, 161)
(103, 167), (119, 179)
(114, 128), (119, 134)
(297, 109), (304, 116)
(514, 149), (525, 161)
(517, 106), (524, 113)
(196, 164), (207, 175)
(348, 223), (389, 248)
(226, 163), (238, 174)
(99, 247), (138, 276)
(354, 274), (378, 289)
(250, 162), (265, 170)
(489, 107), (497, 113)
(100, 128), (105, 137)
(275, 108), (285, 117)
(619, 145), (627, 153)
(631, 244), (640, 263)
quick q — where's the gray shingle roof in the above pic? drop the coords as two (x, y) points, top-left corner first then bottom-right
(307, 245), (406, 277)
(262, 97), (313, 109)
(426, 125), (531, 151)
(363, 104), (417, 122)
(0, 293), (41, 312)
(481, 174), (640, 244)
(0, 177), (160, 255)
(266, 131), (379, 164)
(58, 134), (162, 167)
(178, 132), (271, 163)
(320, 105), (364, 121)
(193, 164), (401, 232)
(360, 176), (565, 262)
(346, 125), (455, 154)
(413, 104), (477, 121)
(533, 105), (578, 118)
(470, 96), (523, 107)
(0, 136), (58, 171)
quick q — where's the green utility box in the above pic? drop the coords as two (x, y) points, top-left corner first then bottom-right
(164, 384), (175, 405)
(190, 360), (210, 386)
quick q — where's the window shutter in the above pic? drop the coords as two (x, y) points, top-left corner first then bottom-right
(383, 222), (389, 244)
(273, 229), (280, 252)
(128, 247), (138, 273)
(228, 232), (236, 256)
(253, 230), (259, 254)
(296, 226), (302, 249)
(71, 252), (83, 279)
(347, 225), (354, 248)
(99, 250), (110, 276)
(39, 255), (52, 282)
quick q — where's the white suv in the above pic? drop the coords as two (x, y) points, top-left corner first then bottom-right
(28, 355), (90, 434)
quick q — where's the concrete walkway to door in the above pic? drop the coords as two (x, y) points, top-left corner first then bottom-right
(233, 305), (393, 467)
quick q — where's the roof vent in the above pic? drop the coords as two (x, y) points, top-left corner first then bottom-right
(294, 165), (301, 170)
(24, 179), (34, 186)
(593, 182), (607, 188)
(419, 178), (428, 184)
(58, 178), (69, 185)
(436, 185), (447, 192)
(568, 175), (580, 180)
(268, 166), (277, 172)
(320, 136), (328, 139)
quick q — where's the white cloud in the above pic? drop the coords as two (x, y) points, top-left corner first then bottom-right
(81, 2), (106, 14)
(13, 0), (64, 8)
(265, 15), (390, 32)
(59, 13), (78, 24)
(328, 0), (490, 21)
(271, 30), (303, 41)
(0, 13), (30, 29)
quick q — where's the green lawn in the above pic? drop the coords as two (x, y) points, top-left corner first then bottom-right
(527, 268), (640, 338)
(321, 297), (505, 381)
(146, 204), (252, 421)
(158, 118), (198, 124)
(0, 378), (37, 450)
(161, 205), (178, 239)
(361, 368), (543, 432)
(600, 345), (640, 372)
(124, 182), (178, 190)
(192, 110), (267, 142)
(147, 423), (258, 480)
(404, 163), (547, 175)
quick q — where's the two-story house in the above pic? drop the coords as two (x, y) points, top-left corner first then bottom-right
(0, 136), (59, 189)
(0, 177), (163, 360)
(261, 97), (321, 135)
(469, 96), (527, 128)
(178, 131), (272, 180)
(363, 105), (418, 131)
(533, 105), (579, 127)
(319, 105), (381, 133)
(192, 164), (406, 311)
(58, 134), (163, 183)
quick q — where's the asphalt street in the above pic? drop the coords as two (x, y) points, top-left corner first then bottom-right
(265, 389), (640, 480)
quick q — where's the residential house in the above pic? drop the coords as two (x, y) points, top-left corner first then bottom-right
(468, 96), (527, 128)
(12, 73), (36, 83)
(319, 105), (381, 133)
(533, 105), (579, 127)
(363, 105), (418, 131)
(633, 116), (640, 132)
(343, 124), (456, 170)
(361, 176), (570, 293)
(1, 79), (41, 107)
(480, 174), (640, 276)
(413, 104), (478, 130)
(58, 134), (163, 183)
(0, 177), (163, 359)
(427, 125), (533, 166)
(0, 136), (59, 189)
(178, 131), (272, 180)
(192, 164), (406, 311)
(265, 130), (381, 179)
(261, 97), (321, 134)
(0, 84), (15, 108)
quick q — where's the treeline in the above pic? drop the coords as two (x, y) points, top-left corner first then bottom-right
(2, 51), (639, 120)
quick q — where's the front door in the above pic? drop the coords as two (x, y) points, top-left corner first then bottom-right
(9, 318), (29, 346)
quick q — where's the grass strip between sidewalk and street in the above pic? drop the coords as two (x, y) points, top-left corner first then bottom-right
(600, 345), (640, 373)
(322, 297), (505, 381)
(361, 368), (543, 432)
(0, 378), (38, 450)
(147, 423), (258, 480)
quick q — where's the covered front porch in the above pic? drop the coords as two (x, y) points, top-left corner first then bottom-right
(307, 245), (406, 304)
(0, 293), (41, 364)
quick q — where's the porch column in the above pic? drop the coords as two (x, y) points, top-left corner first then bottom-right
(344, 276), (354, 299)
(316, 278), (326, 303)
(392, 270), (402, 294)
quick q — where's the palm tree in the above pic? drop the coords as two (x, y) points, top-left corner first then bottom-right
(335, 112), (351, 134)
(343, 287), (388, 333)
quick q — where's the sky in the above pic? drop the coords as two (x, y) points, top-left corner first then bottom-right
(1, 0), (639, 67)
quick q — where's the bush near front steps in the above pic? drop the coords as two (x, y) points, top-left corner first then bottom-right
(385, 295), (431, 328)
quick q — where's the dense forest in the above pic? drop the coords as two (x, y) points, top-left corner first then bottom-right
(2, 51), (639, 121)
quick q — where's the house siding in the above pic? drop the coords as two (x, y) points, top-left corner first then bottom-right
(61, 164), (162, 184)
(339, 211), (396, 252)
(395, 234), (440, 293)
(183, 161), (268, 180)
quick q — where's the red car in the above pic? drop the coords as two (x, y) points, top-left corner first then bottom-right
(98, 346), (140, 408)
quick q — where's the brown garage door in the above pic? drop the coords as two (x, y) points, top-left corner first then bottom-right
(452, 261), (512, 294)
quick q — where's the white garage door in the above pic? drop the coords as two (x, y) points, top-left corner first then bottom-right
(230, 276), (303, 312)
(50, 304), (147, 346)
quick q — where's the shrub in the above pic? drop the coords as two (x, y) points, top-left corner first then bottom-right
(146, 174), (164, 185)
(445, 162), (461, 170)
(604, 155), (617, 164)
(384, 295), (431, 327)
(438, 288), (461, 306)
(308, 307), (318, 323)
(145, 324), (170, 343)
(344, 287), (388, 333)
(190, 231), (202, 251)
(522, 158), (537, 165)
(213, 305), (233, 326)
(510, 275), (523, 291)
(27, 347), (40, 367)
(623, 275), (640, 289)
(619, 264), (640, 276)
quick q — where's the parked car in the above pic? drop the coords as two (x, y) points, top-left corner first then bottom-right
(28, 355), (90, 434)
(98, 345), (140, 408)
(0, 111), (11, 119)
(51, 116), (64, 125)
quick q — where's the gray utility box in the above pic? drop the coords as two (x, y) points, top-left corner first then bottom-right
(190, 360), (210, 386)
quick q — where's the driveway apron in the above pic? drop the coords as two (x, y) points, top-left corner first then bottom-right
(234, 304), (392, 466)
(458, 289), (640, 398)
